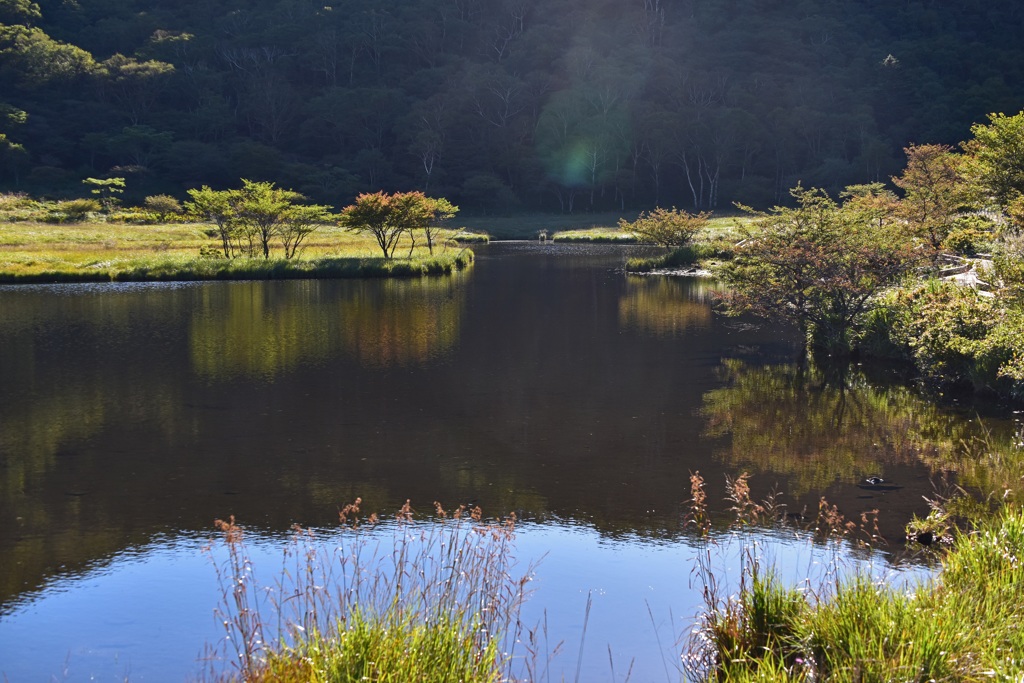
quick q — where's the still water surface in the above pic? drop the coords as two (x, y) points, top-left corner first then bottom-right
(0, 242), (1016, 680)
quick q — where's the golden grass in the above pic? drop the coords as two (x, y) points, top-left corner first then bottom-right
(0, 221), (474, 282)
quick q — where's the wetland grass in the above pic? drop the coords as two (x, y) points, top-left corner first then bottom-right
(0, 220), (474, 283)
(204, 502), (532, 683)
(687, 472), (1024, 682)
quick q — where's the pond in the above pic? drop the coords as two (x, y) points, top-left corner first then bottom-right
(0, 242), (1017, 681)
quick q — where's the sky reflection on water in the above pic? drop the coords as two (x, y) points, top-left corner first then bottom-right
(0, 522), (930, 683)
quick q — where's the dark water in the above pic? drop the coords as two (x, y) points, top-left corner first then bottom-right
(0, 242), (1017, 680)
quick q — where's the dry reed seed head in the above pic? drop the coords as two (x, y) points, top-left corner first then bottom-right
(471, 505), (483, 522)
(338, 497), (364, 525)
(816, 497), (849, 537)
(434, 501), (447, 518)
(214, 515), (243, 543)
(690, 472), (707, 508)
(396, 499), (414, 521)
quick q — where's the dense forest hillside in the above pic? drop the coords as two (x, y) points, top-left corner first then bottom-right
(1, 0), (1022, 211)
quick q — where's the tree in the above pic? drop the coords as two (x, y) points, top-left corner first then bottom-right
(340, 191), (458, 258)
(279, 203), (333, 259)
(618, 206), (709, 249)
(0, 133), (29, 184)
(0, 25), (96, 85)
(964, 111), (1024, 210)
(82, 176), (124, 212)
(839, 183), (900, 229)
(723, 186), (922, 356)
(0, 0), (42, 25)
(97, 54), (175, 125)
(230, 180), (331, 259)
(186, 181), (331, 259)
(892, 144), (975, 252)
(416, 195), (458, 254)
(185, 186), (236, 258)
(231, 180), (303, 258)
(0, 103), (29, 183)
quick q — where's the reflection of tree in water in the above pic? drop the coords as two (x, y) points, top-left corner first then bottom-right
(190, 281), (336, 380)
(189, 276), (467, 378)
(338, 277), (465, 368)
(702, 359), (1018, 496)
(618, 276), (723, 336)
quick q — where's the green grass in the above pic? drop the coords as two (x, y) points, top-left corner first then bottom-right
(0, 220), (475, 283)
(551, 227), (639, 243)
(257, 609), (503, 683)
(450, 230), (491, 244)
(626, 242), (736, 272)
(205, 505), (530, 683)
(0, 251), (474, 283)
(692, 505), (1024, 682)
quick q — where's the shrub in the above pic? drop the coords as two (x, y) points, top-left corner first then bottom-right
(108, 210), (159, 224)
(861, 280), (1024, 398)
(56, 198), (101, 220)
(41, 210), (69, 224)
(618, 206), (709, 249)
(143, 194), (182, 221)
(942, 226), (985, 255)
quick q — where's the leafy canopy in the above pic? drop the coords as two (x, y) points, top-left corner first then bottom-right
(964, 111), (1024, 209)
(723, 185), (922, 356)
(185, 180), (331, 259)
(340, 191), (458, 259)
(892, 144), (976, 252)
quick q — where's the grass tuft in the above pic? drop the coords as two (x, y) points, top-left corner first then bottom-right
(688, 487), (1024, 683)
(203, 502), (530, 683)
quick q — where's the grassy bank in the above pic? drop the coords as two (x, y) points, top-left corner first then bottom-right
(688, 470), (1024, 682)
(0, 220), (474, 283)
(0, 250), (474, 283)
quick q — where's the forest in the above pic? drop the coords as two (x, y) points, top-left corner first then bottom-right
(1, 0), (1023, 212)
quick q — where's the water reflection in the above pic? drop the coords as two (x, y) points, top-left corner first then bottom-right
(190, 277), (467, 379)
(618, 276), (722, 336)
(0, 521), (929, 683)
(336, 277), (465, 368)
(0, 245), (1018, 681)
(702, 359), (1020, 497)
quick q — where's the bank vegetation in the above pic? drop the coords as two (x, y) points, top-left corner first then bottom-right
(0, 183), (475, 282)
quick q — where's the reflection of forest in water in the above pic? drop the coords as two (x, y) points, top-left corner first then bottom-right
(618, 276), (724, 336)
(2, 277), (469, 492)
(703, 360), (1023, 499)
(189, 276), (467, 378)
(0, 278), (468, 603)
